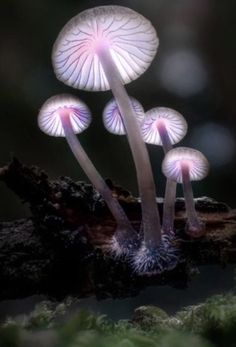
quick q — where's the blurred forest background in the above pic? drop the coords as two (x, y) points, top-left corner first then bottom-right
(1, 0), (236, 221)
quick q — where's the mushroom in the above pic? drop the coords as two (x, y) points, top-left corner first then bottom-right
(38, 94), (137, 253)
(103, 97), (144, 135)
(52, 6), (163, 264)
(141, 107), (187, 154)
(141, 107), (188, 234)
(162, 147), (209, 237)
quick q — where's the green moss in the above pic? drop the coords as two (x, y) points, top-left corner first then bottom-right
(1, 292), (236, 347)
(158, 331), (213, 347)
(0, 325), (20, 347)
(132, 305), (169, 330)
(177, 293), (236, 346)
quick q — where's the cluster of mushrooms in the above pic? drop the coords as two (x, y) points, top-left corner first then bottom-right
(38, 6), (209, 275)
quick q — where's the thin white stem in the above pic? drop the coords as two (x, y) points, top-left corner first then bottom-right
(158, 126), (176, 234)
(99, 47), (161, 249)
(162, 179), (176, 234)
(157, 122), (172, 154)
(181, 165), (203, 232)
(61, 114), (136, 239)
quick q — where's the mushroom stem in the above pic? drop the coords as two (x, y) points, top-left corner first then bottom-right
(181, 163), (204, 234)
(157, 122), (172, 154)
(157, 123), (175, 234)
(162, 179), (177, 235)
(60, 114), (136, 239)
(99, 47), (161, 248)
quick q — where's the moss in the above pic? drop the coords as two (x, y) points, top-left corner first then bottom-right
(158, 331), (213, 347)
(1, 292), (236, 347)
(59, 310), (107, 346)
(132, 305), (169, 330)
(177, 293), (236, 346)
(0, 325), (20, 347)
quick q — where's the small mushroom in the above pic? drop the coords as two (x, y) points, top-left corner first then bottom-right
(52, 6), (163, 262)
(141, 107), (187, 154)
(162, 147), (209, 237)
(103, 97), (144, 135)
(141, 107), (187, 234)
(38, 94), (137, 252)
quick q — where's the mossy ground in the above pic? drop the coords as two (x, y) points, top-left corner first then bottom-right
(1, 287), (236, 347)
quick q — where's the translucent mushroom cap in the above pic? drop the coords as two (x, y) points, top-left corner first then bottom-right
(38, 94), (91, 137)
(141, 107), (187, 145)
(103, 97), (144, 135)
(162, 147), (209, 183)
(52, 6), (159, 91)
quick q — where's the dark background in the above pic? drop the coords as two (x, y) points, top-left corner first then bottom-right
(1, 0), (236, 221)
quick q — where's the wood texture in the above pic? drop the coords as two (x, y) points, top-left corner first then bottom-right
(0, 159), (235, 300)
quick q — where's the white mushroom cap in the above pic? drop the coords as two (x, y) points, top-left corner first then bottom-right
(162, 147), (209, 183)
(52, 6), (159, 91)
(38, 94), (91, 137)
(103, 97), (144, 135)
(141, 107), (187, 145)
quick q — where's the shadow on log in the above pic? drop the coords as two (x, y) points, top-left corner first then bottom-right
(0, 158), (236, 300)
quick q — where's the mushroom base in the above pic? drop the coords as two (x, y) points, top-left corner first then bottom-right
(131, 235), (181, 275)
(105, 229), (140, 258)
(185, 219), (206, 238)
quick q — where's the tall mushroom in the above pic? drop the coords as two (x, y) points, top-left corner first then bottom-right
(162, 147), (209, 237)
(38, 94), (137, 253)
(52, 6), (162, 259)
(141, 107), (187, 234)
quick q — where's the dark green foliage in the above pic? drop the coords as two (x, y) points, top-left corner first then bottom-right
(177, 293), (236, 347)
(1, 291), (236, 347)
(132, 305), (169, 330)
(0, 325), (20, 347)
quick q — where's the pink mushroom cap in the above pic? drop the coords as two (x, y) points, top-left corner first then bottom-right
(52, 6), (159, 91)
(162, 147), (209, 183)
(141, 107), (187, 146)
(38, 94), (91, 137)
(103, 97), (144, 135)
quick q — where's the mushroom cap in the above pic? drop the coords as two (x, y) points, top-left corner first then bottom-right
(103, 97), (144, 135)
(141, 107), (187, 145)
(162, 147), (209, 183)
(52, 6), (159, 91)
(38, 94), (91, 137)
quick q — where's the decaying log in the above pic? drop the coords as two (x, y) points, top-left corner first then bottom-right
(0, 158), (235, 300)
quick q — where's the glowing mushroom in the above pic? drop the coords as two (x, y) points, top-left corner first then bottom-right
(103, 97), (144, 135)
(141, 107), (187, 154)
(38, 94), (137, 252)
(141, 107), (187, 234)
(162, 147), (209, 237)
(52, 6), (163, 263)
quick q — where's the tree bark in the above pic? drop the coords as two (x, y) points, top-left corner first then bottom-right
(0, 159), (235, 300)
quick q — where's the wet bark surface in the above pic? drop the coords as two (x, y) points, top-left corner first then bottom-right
(0, 159), (235, 300)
